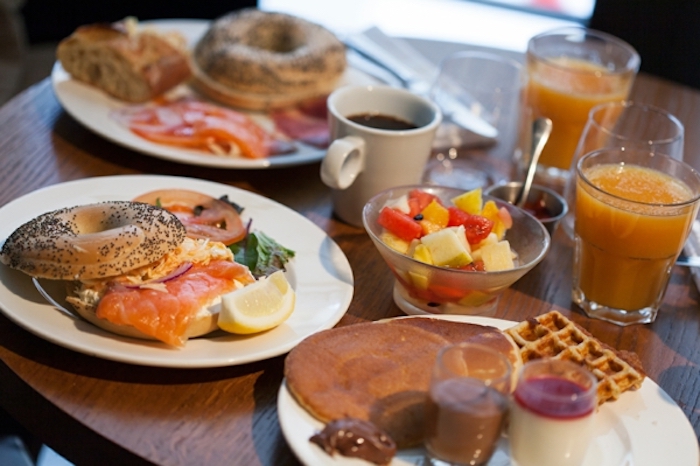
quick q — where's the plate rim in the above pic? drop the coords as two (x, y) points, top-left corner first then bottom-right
(0, 175), (354, 367)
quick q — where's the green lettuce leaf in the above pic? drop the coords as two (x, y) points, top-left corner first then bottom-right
(229, 230), (295, 278)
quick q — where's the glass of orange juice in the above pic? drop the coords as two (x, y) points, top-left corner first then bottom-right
(573, 147), (700, 325)
(561, 101), (685, 239)
(523, 27), (640, 188)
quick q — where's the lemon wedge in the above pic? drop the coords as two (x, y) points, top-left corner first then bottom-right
(218, 271), (296, 334)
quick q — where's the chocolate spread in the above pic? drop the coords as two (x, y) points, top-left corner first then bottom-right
(310, 418), (397, 465)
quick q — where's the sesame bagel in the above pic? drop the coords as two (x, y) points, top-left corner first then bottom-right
(192, 9), (347, 110)
(0, 201), (186, 280)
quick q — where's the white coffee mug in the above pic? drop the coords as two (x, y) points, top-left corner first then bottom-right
(321, 85), (442, 226)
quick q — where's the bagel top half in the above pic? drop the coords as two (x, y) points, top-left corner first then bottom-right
(0, 201), (186, 280)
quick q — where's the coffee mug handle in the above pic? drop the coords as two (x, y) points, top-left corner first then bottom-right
(320, 136), (366, 190)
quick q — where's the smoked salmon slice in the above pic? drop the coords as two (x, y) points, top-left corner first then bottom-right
(112, 97), (291, 159)
(96, 260), (254, 346)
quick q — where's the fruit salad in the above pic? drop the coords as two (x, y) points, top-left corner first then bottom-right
(377, 187), (516, 272)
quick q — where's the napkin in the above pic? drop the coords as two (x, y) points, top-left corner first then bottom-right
(344, 27), (497, 148)
(682, 220), (700, 291)
(344, 26), (439, 91)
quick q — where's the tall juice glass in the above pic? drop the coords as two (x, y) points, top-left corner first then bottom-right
(523, 27), (640, 187)
(561, 101), (685, 239)
(573, 148), (700, 325)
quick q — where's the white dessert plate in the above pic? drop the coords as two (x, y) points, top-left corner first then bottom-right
(50, 19), (379, 169)
(277, 315), (699, 466)
(0, 175), (354, 367)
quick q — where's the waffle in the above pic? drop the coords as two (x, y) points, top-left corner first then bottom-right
(504, 310), (645, 405)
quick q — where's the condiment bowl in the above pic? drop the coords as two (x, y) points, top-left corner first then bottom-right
(362, 185), (551, 316)
(484, 181), (568, 236)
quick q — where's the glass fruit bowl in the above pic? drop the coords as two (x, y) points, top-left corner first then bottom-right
(362, 184), (551, 316)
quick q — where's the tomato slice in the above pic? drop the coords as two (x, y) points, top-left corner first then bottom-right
(133, 189), (246, 245)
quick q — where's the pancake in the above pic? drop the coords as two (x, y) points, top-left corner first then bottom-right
(284, 317), (521, 448)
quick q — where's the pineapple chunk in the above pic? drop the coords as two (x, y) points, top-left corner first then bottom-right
(480, 240), (515, 271)
(451, 188), (483, 214)
(380, 231), (410, 254)
(409, 270), (430, 290)
(420, 228), (473, 267)
(481, 200), (507, 240)
(459, 290), (494, 307)
(412, 244), (434, 264)
(421, 200), (450, 227)
(419, 219), (443, 236)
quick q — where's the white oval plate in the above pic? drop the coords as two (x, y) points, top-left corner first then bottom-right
(50, 19), (379, 169)
(278, 315), (699, 466)
(0, 175), (354, 367)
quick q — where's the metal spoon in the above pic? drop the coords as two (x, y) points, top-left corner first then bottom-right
(516, 117), (553, 208)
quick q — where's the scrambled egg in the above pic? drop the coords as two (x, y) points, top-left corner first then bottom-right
(122, 237), (233, 285)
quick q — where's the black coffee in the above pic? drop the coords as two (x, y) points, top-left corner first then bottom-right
(347, 113), (418, 130)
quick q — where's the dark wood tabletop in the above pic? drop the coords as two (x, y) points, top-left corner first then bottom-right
(0, 71), (699, 465)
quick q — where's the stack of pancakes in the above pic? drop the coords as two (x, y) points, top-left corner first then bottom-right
(284, 317), (521, 448)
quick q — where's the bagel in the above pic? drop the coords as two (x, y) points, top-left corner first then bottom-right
(2, 199), (257, 347)
(192, 9), (347, 110)
(0, 201), (185, 281)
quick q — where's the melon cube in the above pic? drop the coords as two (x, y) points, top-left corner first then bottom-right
(480, 240), (515, 271)
(420, 228), (473, 267)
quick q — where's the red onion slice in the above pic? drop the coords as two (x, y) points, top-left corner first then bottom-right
(124, 262), (194, 289)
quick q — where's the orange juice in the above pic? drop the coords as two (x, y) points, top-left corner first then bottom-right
(526, 57), (634, 170)
(575, 163), (696, 310)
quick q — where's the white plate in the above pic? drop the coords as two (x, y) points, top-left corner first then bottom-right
(277, 315), (699, 466)
(0, 175), (354, 367)
(50, 19), (379, 169)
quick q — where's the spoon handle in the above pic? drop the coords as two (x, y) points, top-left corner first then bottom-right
(517, 117), (553, 208)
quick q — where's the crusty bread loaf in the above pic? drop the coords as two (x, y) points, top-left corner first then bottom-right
(57, 20), (192, 102)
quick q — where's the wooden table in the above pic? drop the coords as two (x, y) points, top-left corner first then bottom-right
(0, 71), (699, 465)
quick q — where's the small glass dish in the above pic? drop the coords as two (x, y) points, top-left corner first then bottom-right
(362, 184), (551, 316)
(484, 181), (568, 236)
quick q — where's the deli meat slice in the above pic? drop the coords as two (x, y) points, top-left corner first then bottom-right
(271, 97), (330, 148)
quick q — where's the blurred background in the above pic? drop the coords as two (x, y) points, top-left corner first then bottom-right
(0, 0), (591, 107)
